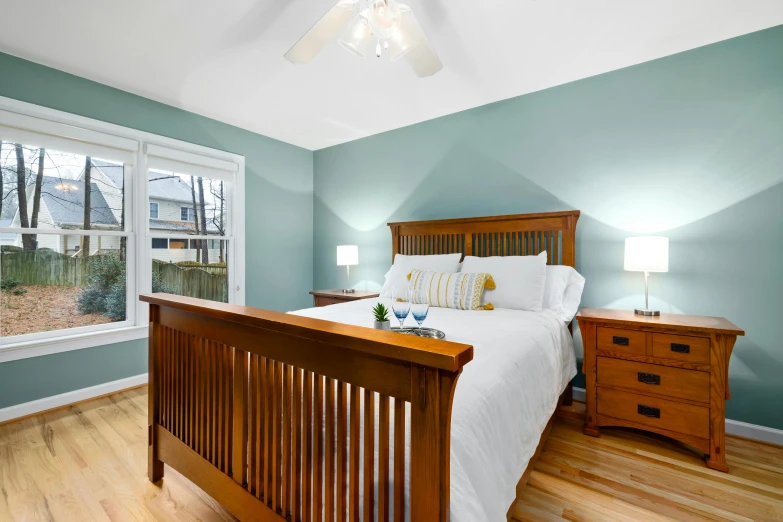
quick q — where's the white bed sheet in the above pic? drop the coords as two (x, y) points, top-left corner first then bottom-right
(291, 298), (576, 522)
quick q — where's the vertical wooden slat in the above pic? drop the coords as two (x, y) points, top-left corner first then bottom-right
(363, 389), (375, 522)
(293, 367), (303, 522)
(349, 385), (360, 522)
(233, 348), (248, 486)
(314, 374), (324, 522)
(283, 364), (292, 515)
(337, 382), (347, 522)
(148, 305), (163, 482)
(304, 371), (313, 522)
(265, 357), (274, 505)
(393, 397), (405, 522)
(325, 378), (336, 522)
(274, 361), (283, 513)
(378, 394), (390, 522)
(553, 230), (560, 265)
(249, 354), (258, 494)
(268, 361), (279, 508)
(257, 356), (266, 499)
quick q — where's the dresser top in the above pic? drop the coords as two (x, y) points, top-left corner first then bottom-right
(576, 308), (744, 336)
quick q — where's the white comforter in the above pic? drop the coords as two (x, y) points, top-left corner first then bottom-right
(291, 299), (576, 522)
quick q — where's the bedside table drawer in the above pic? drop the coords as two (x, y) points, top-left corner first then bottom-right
(315, 296), (346, 307)
(597, 357), (709, 403)
(652, 333), (710, 364)
(597, 327), (646, 356)
(597, 388), (709, 439)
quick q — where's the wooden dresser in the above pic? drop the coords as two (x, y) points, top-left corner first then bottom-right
(576, 308), (744, 472)
(309, 289), (379, 307)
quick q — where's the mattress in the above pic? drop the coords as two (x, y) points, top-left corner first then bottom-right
(291, 299), (576, 522)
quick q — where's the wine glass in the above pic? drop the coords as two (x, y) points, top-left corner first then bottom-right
(391, 285), (410, 329)
(411, 299), (430, 335)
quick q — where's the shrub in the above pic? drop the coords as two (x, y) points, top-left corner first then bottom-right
(1, 278), (21, 291)
(1, 245), (23, 253)
(77, 254), (126, 319)
(12, 288), (27, 296)
(176, 261), (204, 267)
(207, 262), (226, 267)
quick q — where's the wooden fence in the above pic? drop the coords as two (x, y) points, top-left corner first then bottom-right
(153, 261), (228, 303)
(0, 251), (92, 286)
(1, 252), (228, 303)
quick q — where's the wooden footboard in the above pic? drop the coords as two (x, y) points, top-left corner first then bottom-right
(141, 293), (473, 522)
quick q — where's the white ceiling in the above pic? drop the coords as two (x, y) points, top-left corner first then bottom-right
(1, 1), (781, 151)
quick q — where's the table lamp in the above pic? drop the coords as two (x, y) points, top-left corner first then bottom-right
(624, 236), (669, 316)
(336, 245), (359, 293)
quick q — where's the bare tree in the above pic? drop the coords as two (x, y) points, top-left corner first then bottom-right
(28, 148), (45, 249)
(189, 175), (201, 263)
(81, 157), (91, 257)
(0, 140), (4, 219)
(197, 176), (209, 264)
(209, 180), (225, 262)
(16, 144), (35, 250)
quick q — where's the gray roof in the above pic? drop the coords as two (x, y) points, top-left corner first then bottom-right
(150, 219), (220, 233)
(40, 176), (118, 226)
(91, 159), (194, 204)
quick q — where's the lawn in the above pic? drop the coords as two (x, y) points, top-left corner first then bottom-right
(0, 285), (115, 336)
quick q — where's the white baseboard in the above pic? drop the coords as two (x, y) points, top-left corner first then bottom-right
(0, 373), (148, 424)
(571, 387), (783, 447)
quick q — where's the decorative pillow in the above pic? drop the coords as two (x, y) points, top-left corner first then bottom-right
(461, 252), (547, 311)
(407, 269), (495, 310)
(380, 254), (462, 298)
(543, 265), (586, 322)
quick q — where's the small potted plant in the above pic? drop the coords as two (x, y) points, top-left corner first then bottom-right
(372, 302), (391, 331)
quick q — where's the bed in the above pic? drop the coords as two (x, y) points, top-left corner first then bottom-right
(141, 210), (581, 522)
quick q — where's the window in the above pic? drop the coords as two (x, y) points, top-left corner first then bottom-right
(0, 100), (245, 361)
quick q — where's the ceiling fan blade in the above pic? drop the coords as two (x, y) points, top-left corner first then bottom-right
(284, 0), (360, 64)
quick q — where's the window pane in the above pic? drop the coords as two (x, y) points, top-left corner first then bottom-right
(150, 202), (158, 218)
(0, 142), (125, 232)
(151, 238), (168, 249)
(169, 239), (187, 249)
(148, 169), (226, 236)
(1, 235), (127, 337)
(151, 239), (228, 303)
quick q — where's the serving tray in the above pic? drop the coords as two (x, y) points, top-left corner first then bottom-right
(391, 326), (446, 340)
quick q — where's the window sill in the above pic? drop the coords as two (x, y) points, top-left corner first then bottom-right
(0, 325), (148, 364)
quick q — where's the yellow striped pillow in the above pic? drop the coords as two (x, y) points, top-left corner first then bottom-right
(407, 269), (495, 310)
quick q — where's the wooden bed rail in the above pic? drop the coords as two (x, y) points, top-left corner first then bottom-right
(140, 293), (473, 522)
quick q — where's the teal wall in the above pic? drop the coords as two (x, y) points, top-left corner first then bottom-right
(313, 26), (783, 429)
(0, 52), (314, 409)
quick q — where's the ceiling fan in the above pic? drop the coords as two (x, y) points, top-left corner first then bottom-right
(284, 0), (443, 77)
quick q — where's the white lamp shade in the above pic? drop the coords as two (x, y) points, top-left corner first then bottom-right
(624, 237), (669, 272)
(337, 245), (359, 266)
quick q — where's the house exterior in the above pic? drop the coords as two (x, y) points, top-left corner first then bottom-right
(9, 159), (223, 263)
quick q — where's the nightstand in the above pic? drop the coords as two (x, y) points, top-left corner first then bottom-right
(576, 308), (744, 472)
(310, 289), (380, 307)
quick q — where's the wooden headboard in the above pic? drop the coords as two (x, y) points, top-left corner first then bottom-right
(388, 210), (580, 267)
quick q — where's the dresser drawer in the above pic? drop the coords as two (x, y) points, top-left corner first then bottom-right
(597, 388), (709, 439)
(652, 333), (710, 364)
(597, 357), (710, 403)
(597, 327), (646, 356)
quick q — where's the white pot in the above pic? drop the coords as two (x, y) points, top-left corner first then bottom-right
(373, 320), (391, 331)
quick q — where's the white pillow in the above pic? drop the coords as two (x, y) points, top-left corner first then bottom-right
(461, 252), (547, 311)
(380, 254), (462, 298)
(543, 265), (586, 322)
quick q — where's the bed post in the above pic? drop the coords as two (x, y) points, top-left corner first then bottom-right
(148, 304), (164, 483)
(410, 365), (462, 522)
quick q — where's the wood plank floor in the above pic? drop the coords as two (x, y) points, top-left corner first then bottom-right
(0, 387), (780, 521)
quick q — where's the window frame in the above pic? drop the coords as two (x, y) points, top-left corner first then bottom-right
(180, 206), (195, 222)
(150, 202), (159, 218)
(0, 96), (246, 363)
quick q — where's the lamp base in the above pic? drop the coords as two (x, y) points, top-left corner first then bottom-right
(634, 308), (660, 316)
(342, 288), (355, 294)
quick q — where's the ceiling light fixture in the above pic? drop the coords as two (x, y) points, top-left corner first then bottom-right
(284, 0), (442, 77)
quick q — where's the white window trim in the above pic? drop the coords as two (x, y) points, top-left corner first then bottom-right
(0, 95), (246, 363)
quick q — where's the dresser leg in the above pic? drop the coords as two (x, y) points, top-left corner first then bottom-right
(706, 456), (729, 472)
(583, 424), (600, 437)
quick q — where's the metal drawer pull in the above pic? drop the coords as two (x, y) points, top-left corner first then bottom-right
(612, 336), (630, 346)
(638, 404), (661, 418)
(638, 372), (661, 385)
(671, 343), (690, 354)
